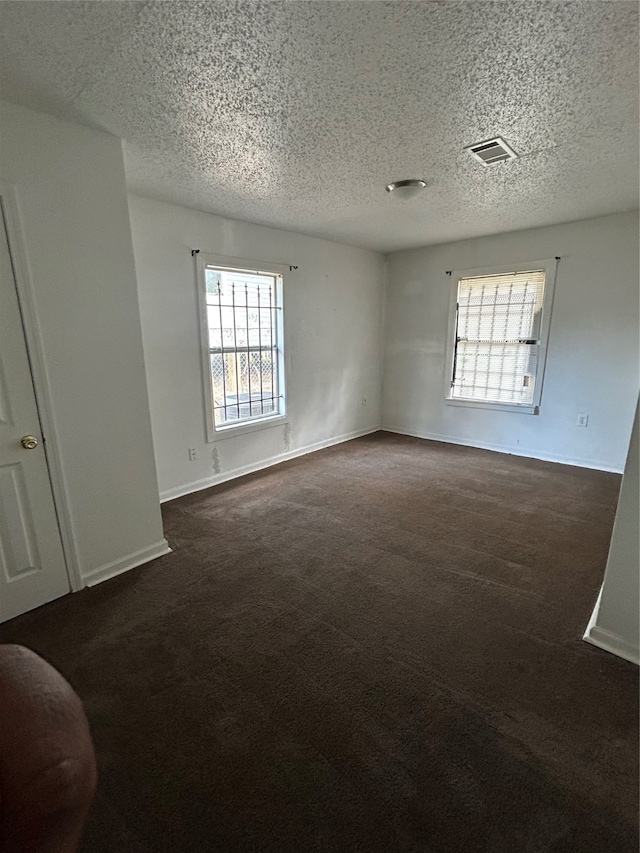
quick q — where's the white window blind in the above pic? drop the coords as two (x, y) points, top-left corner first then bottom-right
(451, 269), (546, 406)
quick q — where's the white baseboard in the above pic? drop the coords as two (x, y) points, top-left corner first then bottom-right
(583, 586), (639, 665)
(160, 427), (378, 503)
(583, 585), (603, 638)
(380, 425), (623, 473)
(83, 539), (172, 587)
(584, 625), (639, 666)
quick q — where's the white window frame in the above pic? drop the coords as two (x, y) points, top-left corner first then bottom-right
(197, 252), (288, 442)
(443, 258), (558, 415)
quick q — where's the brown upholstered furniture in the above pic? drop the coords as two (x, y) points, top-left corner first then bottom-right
(0, 645), (96, 853)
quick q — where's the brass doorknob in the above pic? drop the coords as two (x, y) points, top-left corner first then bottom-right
(21, 435), (38, 450)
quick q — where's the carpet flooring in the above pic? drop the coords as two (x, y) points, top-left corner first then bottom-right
(0, 433), (637, 853)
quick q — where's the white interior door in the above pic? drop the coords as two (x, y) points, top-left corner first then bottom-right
(0, 199), (70, 622)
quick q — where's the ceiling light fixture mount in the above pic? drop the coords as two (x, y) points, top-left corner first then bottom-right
(385, 178), (427, 200)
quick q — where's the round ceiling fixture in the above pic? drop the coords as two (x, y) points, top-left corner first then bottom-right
(385, 178), (427, 200)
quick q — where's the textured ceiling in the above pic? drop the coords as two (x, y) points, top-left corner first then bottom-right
(0, 1), (638, 252)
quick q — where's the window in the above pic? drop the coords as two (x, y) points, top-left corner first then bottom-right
(198, 254), (286, 438)
(445, 260), (557, 414)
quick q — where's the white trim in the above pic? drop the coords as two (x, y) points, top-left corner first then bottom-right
(444, 398), (538, 415)
(83, 539), (172, 587)
(443, 258), (558, 413)
(583, 585), (603, 638)
(582, 585), (639, 665)
(380, 425), (624, 473)
(213, 414), (288, 440)
(195, 251), (216, 442)
(160, 427), (378, 503)
(584, 627), (639, 666)
(0, 181), (83, 591)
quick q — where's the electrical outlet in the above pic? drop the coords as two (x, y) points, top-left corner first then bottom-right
(188, 447), (198, 461)
(577, 413), (589, 428)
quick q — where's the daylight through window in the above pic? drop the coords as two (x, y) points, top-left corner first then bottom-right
(205, 265), (284, 429)
(450, 269), (547, 406)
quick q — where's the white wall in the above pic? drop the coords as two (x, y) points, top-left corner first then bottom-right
(0, 101), (168, 585)
(128, 195), (384, 501)
(585, 400), (639, 664)
(382, 212), (639, 472)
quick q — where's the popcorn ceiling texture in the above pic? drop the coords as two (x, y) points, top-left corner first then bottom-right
(0, 1), (637, 251)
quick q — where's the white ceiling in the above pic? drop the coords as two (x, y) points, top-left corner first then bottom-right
(0, 1), (638, 253)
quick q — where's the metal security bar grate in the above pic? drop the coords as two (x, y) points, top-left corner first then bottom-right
(205, 266), (283, 427)
(451, 270), (546, 405)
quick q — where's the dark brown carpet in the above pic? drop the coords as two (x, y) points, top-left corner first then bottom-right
(1, 432), (637, 853)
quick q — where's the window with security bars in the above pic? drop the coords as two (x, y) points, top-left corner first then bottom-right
(204, 264), (284, 429)
(450, 269), (547, 406)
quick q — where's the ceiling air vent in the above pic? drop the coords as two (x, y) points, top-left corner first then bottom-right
(464, 137), (518, 165)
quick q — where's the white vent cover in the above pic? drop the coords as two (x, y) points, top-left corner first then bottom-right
(464, 137), (518, 165)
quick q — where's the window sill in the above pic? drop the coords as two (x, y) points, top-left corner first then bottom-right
(445, 397), (539, 415)
(210, 414), (288, 441)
